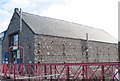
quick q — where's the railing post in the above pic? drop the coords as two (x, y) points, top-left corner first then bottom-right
(36, 64), (39, 76)
(3, 64), (5, 78)
(54, 65), (57, 79)
(44, 65), (47, 79)
(102, 65), (105, 81)
(82, 65), (85, 81)
(112, 65), (114, 81)
(14, 64), (15, 79)
(28, 64), (30, 78)
(66, 65), (69, 81)
(4, 64), (7, 78)
(21, 64), (23, 76)
(50, 65), (52, 81)
(85, 65), (88, 81)
(39, 64), (41, 76)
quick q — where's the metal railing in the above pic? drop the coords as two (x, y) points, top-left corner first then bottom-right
(0, 62), (119, 81)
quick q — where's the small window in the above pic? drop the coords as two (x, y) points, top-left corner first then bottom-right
(9, 33), (20, 63)
(10, 33), (19, 50)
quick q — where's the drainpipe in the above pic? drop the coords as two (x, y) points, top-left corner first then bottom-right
(118, 2), (120, 80)
(118, 42), (120, 80)
(86, 33), (89, 62)
(20, 8), (22, 32)
(19, 8), (24, 63)
(118, 14), (120, 78)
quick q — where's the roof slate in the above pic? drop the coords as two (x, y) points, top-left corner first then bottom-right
(21, 12), (117, 43)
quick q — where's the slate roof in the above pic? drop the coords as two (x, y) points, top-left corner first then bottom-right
(21, 12), (117, 43)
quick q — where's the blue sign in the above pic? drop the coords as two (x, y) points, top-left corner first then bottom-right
(4, 52), (9, 64)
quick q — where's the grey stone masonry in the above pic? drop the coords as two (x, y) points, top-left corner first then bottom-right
(2, 10), (35, 63)
(34, 34), (118, 63)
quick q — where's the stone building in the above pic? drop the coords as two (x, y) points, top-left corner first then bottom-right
(0, 32), (5, 63)
(2, 8), (118, 63)
(0, 39), (2, 63)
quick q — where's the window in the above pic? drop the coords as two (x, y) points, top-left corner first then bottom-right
(9, 33), (21, 63)
(10, 33), (19, 50)
(10, 34), (18, 45)
(0, 32), (4, 41)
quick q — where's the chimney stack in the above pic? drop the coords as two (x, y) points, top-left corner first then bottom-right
(14, 8), (19, 12)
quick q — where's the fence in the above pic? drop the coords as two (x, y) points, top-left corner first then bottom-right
(0, 62), (119, 81)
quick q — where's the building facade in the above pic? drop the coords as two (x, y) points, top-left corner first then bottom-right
(2, 8), (118, 63)
(0, 32), (5, 63)
(0, 35), (2, 64)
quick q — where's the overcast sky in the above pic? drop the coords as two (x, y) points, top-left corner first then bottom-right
(0, 0), (119, 39)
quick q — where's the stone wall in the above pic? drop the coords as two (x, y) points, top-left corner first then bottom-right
(2, 11), (35, 63)
(19, 20), (35, 63)
(2, 12), (20, 62)
(34, 35), (118, 63)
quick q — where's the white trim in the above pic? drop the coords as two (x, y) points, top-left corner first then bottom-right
(15, 73), (64, 80)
